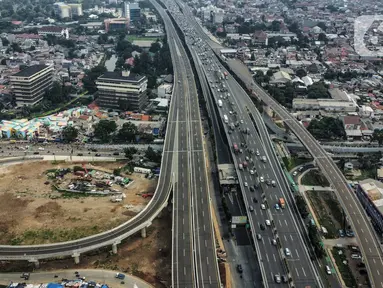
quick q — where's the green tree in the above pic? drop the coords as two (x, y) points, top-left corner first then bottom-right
(318, 33), (327, 43)
(145, 146), (162, 163)
(94, 120), (117, 142)
(61, 126), (78, 143)
(371, 129), (383, 146)
(270, 20), (281, 31)
(149, 41), (161, 53)
(316, 22), (327, 32)
(296, 68), (307, 78)
(118, 122), (138, 143)
(308, 117), (346, 140)
(124, 147), (137, 161)
(307, 82), (328, 99)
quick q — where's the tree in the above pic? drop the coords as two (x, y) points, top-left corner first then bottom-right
(124, 147), (137, 161)
(149, 41), (161, 53)
(62, 126), (78, 143)
(94, 120), (117, 142)
(316, 22), (327, 32)
(145, 146), (162, 163)
(307, 82), (329, 99)
(270, 20), (281, 31)
(295, 195), (309, 219)
(250, 53), (255, 61)
(318, 33), (327, 43)
(1, 37), (9, 46)
(118, 122), (138, 143)
(296, 68), (307, 78)
(372, 129), (383, 146)
(308, 117), (346, 140)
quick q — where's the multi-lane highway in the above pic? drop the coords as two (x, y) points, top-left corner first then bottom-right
(151, 1), (221, 287)
(220, 54), (383, 287)
(168, 2), (323, 287)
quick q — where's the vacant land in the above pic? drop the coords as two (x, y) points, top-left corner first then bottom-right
(307, 190), (343, 239)
(301, 169), (330, 186)
(0, 161), (157, 245)
(0, 214), (172, 288)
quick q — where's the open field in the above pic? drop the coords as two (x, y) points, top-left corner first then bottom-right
(0, 161), (157, 245)
(0, 214), (172, 288)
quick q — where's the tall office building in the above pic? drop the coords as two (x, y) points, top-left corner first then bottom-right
(10, 65), (54, 106)
(54, 2), (83, 18)
(96, 71), (148, 110)
(123, 2), (141, 22)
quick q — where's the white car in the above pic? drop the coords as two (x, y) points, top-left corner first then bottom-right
(293, 171), (298, 176)
(256, 150), (260, 156)
(240, 120), (244, 124)
(260, 176), (264, 183)
(250, 170), (255, 175)
(244, 182), (248, 187)
(261, 204), (266, 210)
(272, 239), (277, 245)
(229, 111), (233, 114)
(326, 265), (332, 275)
(284, 248), (291, 257)
(265, 219), (271, 226)
(271, 180), (276, 187)
(38, 147), (45, 151)
(275, 204), (280, 210)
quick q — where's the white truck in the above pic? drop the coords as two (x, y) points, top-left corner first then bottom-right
(218, 99), (223, 107)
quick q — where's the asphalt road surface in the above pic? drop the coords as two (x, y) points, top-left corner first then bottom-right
(226, 57), (383, 288)
(151, 1), (220, 287)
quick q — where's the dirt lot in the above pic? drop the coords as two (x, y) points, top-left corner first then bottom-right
(0, 161), (157, 245)
(0, 214), (172, 288)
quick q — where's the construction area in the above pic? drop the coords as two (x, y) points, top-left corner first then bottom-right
(0, 161), (157, 245)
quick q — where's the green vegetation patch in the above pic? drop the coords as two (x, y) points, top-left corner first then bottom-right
(332, 247), (357, 288)
(301, 170), (330, 186)
(282, 157), (312, 171)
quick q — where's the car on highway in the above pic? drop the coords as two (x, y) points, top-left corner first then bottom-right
(249, 206), (254, 212)
(256, 234), (262, 240)
(253, 197), (258, 203)
(240, 119), (244, 124)
(260, 223), (265, 230)
(298, 166), (304, 172)
(271, 239), (277, 245)
(271, 180), (276, 187)
(256, 149), (260, 156)
(259, 176), (264, 182)
(326, 265), (332, 275)
(293, 171), (298, 176)
(77, 153), (83, 156)
(351, 254), (361, 259)
(244, 182), (248, 187)
(275, 204), (280, 210)
(284, 248), (291, 257)
(113, 152), (119, 156)
(249, 187), (254, 192)
(282, 275), (288, 283)
(21, 272), (30, 280)
(245, 156), (249, 161)
(236, 264), (243, 273)
(250, 169), (255, 175)
(261, 203), (266, 210)
(95, 153), (101, 157)
(265, 219), (271, 226)
(229, 111), (233, 114)
(274, 274), (281, 283)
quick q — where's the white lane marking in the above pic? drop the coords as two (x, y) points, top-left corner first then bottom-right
(183, 249), (185, 257)
(273, 254), (276, 262)
(295, 268), (300, 277)
(295, 249), (300, 258)
(284, 219), (288, 226)
(290, 235), (293, 241)
(302, 267), (306, 277)
(184, 267), (186, 275)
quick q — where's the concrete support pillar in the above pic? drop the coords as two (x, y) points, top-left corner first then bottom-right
(141, 227), (147, 238)
(112, 243), (118, 254)
(72, 252), (80, 264)
(29, 259), (39, 268)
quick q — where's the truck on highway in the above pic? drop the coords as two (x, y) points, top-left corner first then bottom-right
(223, 114), (228, 124)
(233, 143), (239, 153)
(218, 99), (223, 107)
(279, 198), (285, 208)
